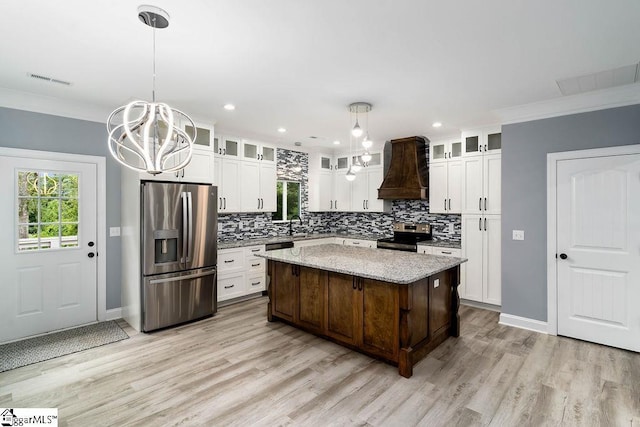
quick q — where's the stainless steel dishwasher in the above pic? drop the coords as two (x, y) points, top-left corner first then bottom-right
(263, 241), (294, 294)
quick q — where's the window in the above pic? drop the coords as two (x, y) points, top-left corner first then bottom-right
(17, 170), (79, 251)
(275, 180), (300, 221)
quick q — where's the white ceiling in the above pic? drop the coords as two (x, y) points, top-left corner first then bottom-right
(1, 1), (639, 152)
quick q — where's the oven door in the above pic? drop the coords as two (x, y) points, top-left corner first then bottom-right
(376, 240), (417, 252)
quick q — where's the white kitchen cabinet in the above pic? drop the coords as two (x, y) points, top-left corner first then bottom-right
(242, 140), (276, 164)
(215, 136), (242, 159)
(429, 139), (462, 163)
(461, 153), (500, 215)
(217, 156), (242, 213)
(218, 245), (267, 303)
(461, 127), (501, 157)
(185, 122), (215, 152)
(429, 160), (461, 214)
(351, 165), (387, 212)
(418, 245), (462, 257)
(333, 173), (351, 212)
(239, 161), (276, 212)
(460, 214), (501, 306)
(138, 148), (214, 184)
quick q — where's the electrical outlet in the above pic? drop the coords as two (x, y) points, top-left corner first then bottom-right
(512, 230), (525, 240)
(238, 221), (243, 230)
(448, 223), (454, 233)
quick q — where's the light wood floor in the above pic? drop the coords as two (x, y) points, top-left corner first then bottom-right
(1, 297), (638, 426)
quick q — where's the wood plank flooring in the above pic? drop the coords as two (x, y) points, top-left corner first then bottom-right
(1, 297), (638, 426)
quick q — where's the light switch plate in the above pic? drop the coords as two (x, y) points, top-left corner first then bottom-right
(109, 227), (121, 237)
(434, 278), (440, 288)
(512, 230), (525, 240)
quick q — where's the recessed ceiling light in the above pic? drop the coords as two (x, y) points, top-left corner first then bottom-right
(277, 127), (286, 133)
(333, 140), (341, 145)
(223, 104), (235, 111)
(432, 122), (442, 128)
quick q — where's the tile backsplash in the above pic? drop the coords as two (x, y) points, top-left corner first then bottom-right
(217, 148), (461, 242)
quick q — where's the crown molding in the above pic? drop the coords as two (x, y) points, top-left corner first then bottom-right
(494, 84), (640, 125)
(0, 87), (216, 126)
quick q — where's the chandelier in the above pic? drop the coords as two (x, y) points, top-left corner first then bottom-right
(346, 102), (372, 180)
(107, 5), (195, 175)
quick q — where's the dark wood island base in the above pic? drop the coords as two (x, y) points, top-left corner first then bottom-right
(266, 260), (460, 378)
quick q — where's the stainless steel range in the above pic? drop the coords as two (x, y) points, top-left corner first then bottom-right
(377, 222), (432, 252)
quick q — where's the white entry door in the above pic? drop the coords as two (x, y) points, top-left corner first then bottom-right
(556, 153), (640, 351)
(0, 155), (98, 343)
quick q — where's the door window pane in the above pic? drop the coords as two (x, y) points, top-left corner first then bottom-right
(16, 170), (79, 252)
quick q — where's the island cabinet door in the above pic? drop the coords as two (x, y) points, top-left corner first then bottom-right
(271, 261), (297, 322)
(360, 278), (400, 362)
(429, 270), (453, 337)
(326, 272), (360, 346)
(297, 267), (326, 332)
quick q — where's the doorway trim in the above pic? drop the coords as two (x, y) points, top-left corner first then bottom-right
(0, 147), (107, 322)
(546, 143), (640, 335)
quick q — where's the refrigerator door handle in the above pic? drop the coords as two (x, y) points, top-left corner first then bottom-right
(148, 268), (216, 285)
(181, 192), (188, 264)
(187, 191), (193, 263)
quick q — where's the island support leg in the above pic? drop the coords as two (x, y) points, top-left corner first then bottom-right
(398, 285), (414, 378)
(450, 266), (460, 337)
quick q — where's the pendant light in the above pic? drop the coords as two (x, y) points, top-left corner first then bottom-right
(345, 167), (356, 181)
(352, 156), (362, 172)
(361, 151), (372, 163)
(107, 5), (195, 175)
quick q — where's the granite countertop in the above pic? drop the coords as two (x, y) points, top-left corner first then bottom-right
(256, 243), (467, 284)
(218, 232), (384, 250)
(417, 240), (461, 249)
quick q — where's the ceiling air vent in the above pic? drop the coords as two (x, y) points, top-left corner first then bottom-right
(556, 63), (639, 96)
(27, 73), (72, 86)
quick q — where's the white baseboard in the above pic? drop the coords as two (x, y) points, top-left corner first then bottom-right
(105, 307), (123, 321)
(499, 313), (548, 334)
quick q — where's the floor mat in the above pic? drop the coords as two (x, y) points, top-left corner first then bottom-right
(0, 321), (129, 372)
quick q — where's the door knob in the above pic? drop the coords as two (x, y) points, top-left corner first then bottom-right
(88, 252), (95, 258)
(559, 253), (568, 260)
(88, 241), (95, 247)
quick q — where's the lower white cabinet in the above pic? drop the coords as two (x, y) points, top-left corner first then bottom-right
(418, 245), (462, 257)
(217, 245), (266, 302)
(461, 214), (501, 305)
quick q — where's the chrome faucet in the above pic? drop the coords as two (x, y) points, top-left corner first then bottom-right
(289, 214), (302, 236)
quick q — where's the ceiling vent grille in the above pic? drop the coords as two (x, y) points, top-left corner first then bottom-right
(556, 63), (639, 96)
(27, 73), (72, 86)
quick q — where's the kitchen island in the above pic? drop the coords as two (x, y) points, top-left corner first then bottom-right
(256, 244), (466, 378)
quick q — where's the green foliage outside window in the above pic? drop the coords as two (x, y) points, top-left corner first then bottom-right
(275, 181), (301, 221)
(17, 171), (79, 250)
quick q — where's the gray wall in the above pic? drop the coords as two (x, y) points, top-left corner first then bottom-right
(0, 107), (122, 310)
(502, 103), (640, 321)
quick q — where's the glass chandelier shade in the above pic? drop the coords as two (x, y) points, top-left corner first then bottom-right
(361, 151), (372, 163)
(345, 166), (356, 181)
(106, 5), (195, 175)
(351, 119), (363, 138)
(362, 133), (373, 149)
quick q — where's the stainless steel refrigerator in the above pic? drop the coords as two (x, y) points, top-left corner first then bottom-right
(141, 181), (217, 332)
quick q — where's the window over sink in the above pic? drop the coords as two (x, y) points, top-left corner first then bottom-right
(274, 180), (300, 221)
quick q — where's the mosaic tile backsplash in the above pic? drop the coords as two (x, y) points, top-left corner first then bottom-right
(217, 148), (461, 242)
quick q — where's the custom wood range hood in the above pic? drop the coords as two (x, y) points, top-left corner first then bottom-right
(378, 136), (430, 200)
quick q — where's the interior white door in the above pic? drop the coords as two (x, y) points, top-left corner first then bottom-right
(0, 156), (98, 343)
(557, 153), (640, 351)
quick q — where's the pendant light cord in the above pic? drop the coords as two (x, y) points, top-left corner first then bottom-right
(152, 16), (156, 103)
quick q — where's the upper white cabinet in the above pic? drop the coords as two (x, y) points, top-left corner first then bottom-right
(429, 138), (462, 214)
(461, 127), (501, 157)
(139, 123), (215, 184)
(308, 151), (387, 213)
(240, 161), (276, 212)
(242, 141), (276, 164)
(429, 139), (462, 163)
(215, 136), (241, 159)
(185, 122), (215, 152)
(461, 127), (501, 215)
